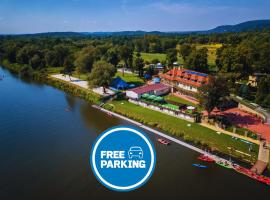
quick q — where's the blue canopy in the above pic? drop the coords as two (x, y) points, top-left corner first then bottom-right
(110, 77), (129, 90)
(153, 77), (160, 83)
(144, 74), (151, 80)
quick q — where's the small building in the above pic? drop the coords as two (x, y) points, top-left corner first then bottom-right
(159, 67), (209, 96)
(248, 73), (268, 87)
(126, 83), (170, 99)
(156, 63), (164, 70)
(173, 62), (179, 67)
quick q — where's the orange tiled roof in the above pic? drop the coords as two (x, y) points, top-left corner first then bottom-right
(159, 68), (208, 87)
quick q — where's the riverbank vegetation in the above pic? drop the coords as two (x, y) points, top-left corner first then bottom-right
(103, 100), (259, 163)
(1, 30), (269, 109)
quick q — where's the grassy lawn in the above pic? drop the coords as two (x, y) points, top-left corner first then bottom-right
(176, 43), (222, 68)
(164, 94), (203, 112)
(47, 67), (64, 74)
(105, 100), (258, 162)
(72, 71), (145, 86)
(139, 52), (183, 64)
(114, 71), (145, 85)
(196, 43), (222, 67)
(72, 73), (88, 81)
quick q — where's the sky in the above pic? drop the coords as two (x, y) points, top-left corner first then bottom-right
(0, 0), (270, 34)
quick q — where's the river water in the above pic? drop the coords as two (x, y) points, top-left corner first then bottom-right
(0, 67), (269, 200)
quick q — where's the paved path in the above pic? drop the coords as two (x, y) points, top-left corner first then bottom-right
(51, 74), (89, 89)
(51, 74), (115, 96)
(251, 141), (269, 174)
(201, 122), (260, 145)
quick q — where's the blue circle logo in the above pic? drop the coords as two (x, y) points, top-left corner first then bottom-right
(90, 126), (156, 192)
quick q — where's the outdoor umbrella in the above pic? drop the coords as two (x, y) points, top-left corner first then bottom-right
(141, 93), (150, 98)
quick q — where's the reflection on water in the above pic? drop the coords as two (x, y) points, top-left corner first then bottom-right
(0, 67), (269, 200)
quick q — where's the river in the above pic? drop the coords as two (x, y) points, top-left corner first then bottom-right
(0, 67), (269, 199)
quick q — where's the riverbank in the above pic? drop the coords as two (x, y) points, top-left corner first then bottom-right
(103, 100), (260, 164)
(1, 60), (102, 104)
(0, 62), (265, 168)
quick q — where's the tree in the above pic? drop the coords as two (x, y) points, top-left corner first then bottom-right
(62, 55), (75, 80)
(185, 48), (209, 73)
(134, 52), (144, 77)
(16, 47), (29, 64)
(30, 54), (45, 69)
(179, 44), (192, 61)
(166, 48), (177, 68)
(75, 47), (97, 75)
(88, 61), (116, 93)
(45, 50), (58, 67)
(238, 84), (250, 100)
(106, 48), (120, 67)
(197, 76), (229, 115)
(256, 76), (270, 107)
(53, 45), (70, 67)
(119, 45), (133, 75)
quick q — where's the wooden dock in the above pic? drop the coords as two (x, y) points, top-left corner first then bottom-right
(251, 141), (269, 174)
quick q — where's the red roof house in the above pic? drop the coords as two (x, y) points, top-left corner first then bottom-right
(126, 83), (170, 99)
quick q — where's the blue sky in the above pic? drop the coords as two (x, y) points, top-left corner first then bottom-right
(0, 0), (270, 34)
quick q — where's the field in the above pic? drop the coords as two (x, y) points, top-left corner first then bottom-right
(164, 94), (203, 112)
(114, 71), (145, 85)
(104, 100), (258, 162)
(164, 94), (197, 106)
(139, 52), (183, 64)
(176, 43), (222, 68)
(196, 43), (222, 66)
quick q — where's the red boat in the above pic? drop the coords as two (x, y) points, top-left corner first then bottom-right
(157, 138), (170, 145)
(197, 154), (215, 162)
(233, 164), (270, 186)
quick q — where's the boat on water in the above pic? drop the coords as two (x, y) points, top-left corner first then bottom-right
(197, 154), (215, 162)
(216, 160), (232, 169)
(157, 138), (170, 145)
(233, 164), (270, 186)
(193, 164), (208, 168)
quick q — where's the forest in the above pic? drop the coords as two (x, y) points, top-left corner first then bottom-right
(0, 29), (270, 108)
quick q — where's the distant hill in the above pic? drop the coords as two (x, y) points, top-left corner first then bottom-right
(205, 20), (270, 33)
(2, 19), (270, 37)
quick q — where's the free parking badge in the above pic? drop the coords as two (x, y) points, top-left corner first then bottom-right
(90, 126), (156, 192)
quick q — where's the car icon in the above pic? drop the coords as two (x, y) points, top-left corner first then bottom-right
(128, 146), (143, 159)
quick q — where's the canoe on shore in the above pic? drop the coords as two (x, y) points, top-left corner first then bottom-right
(216, 160), (233, 169)
(233, 165), (270, 186)
(198, 154), (215, 162)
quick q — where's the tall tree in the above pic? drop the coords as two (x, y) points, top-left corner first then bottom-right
(119, 45), (133, 75)
(62, 55), (75, 80)
(88, 61), (116, 93)
(166, 48), (177, 68)
(74, 47), (97, 75)
(134, 52), (144, 77)
(106, 48), (120, 67)
(30, 54), (45, 69)
(185, 48), (209, 73)
(197, 76), (229, 115)
(256, 76), (270, 107)
(179, 44), (192, 61)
